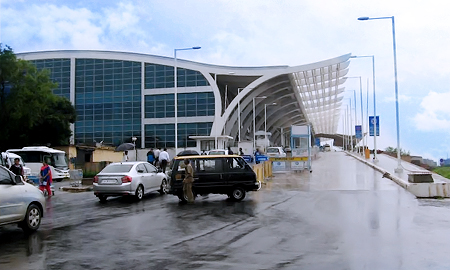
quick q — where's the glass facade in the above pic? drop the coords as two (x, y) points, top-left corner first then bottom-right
(74, 59), (141, 146)
(30, 59), (71, 99)
(145, 63), (209, 89)
(144, 92), (214, 118)
(145, 122), (212, 148)
(144, 94), (175, 118)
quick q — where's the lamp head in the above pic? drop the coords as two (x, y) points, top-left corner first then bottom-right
(358, 17), (369, 21)
(192, 46), (201, 49)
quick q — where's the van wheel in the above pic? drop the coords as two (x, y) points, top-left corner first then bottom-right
(230, 187), (246, 201)
(19, 204), (42, 233)
(135, 185), (144, 201)
(159, 179), (168, 195)
(177, 192), (187, 203)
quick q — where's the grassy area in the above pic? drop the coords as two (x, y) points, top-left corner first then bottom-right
(433, 167), (450, 179)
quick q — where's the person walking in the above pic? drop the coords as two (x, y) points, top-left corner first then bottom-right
(147, 149), (155, 164)
(9, 158), (24, 176)
(154, 148), (161, 166)
(183, 159), (195, 204)
(239, 147), (244, 156)
(227, 146), (234, 155)
(159, 148), (170, 173)
(40, 160), (52, 197)
(123, 151), (129, 162)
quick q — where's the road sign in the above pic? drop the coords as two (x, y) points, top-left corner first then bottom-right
(315, 138), (320, 146)
(355, 125), (362, 139)
(255, 155), (269, 162)
(369, 116), (380, 136)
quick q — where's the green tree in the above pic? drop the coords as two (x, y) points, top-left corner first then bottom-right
(384, 146), (410, 156)
(0, 44), (76, 150)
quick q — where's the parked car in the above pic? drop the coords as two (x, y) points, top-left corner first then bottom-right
(208, 149), (230, 155)
(168, 154), (261, 202)
(93, 161), (169, 202)
(266, 147), (287, 158)
(0, 165), (45, 233)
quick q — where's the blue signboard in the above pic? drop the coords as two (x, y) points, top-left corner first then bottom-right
(355, 125), (362, 139)
(241, 155), (253, 163)
(369, 116), (380, 136)
(315, 138), (320, 146)
(255, 155), (269, 162)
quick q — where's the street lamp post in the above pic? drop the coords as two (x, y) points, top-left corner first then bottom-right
(132, 136), (137, 161)
(358, 15), (401, 172)
(264, 103), (277, 152)
(174, 46), (201, 155)
(347, 77), (363, 153)
(253, 96), (266, 153)
(350, 55), (378, 161)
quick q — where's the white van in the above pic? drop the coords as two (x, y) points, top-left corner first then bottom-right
(7, 146), (70, 182)
(1, 152), (32, 177)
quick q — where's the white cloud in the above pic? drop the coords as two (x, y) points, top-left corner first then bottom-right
(413, 91), (450, 131)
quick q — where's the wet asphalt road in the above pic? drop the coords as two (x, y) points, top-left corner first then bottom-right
(2, 152), (450, 269)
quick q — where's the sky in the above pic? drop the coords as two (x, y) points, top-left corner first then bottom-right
(1, 0), (450, 162)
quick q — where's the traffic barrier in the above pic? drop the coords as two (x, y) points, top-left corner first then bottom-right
(252, 161), (272, 182)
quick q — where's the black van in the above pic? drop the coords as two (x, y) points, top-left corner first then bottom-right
(168, 155), (261, 202)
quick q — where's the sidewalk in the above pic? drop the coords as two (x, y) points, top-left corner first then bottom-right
(348, 151), (450, 198)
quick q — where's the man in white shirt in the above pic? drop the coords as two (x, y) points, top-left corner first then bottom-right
(153, 148), (161, 166)
(159, 148), (170, 173)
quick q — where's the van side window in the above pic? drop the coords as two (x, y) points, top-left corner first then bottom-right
(229, 157), (246, 170)
(198, 159), (222, 172)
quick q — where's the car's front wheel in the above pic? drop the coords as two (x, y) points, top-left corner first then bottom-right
(135, 185), (144, 201)
(19, 204), (42, 233)
(230, 187), (246, 201)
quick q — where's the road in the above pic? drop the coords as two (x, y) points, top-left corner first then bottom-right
(1, 151), (450, 269)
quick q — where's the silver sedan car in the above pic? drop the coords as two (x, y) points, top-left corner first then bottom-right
(0, 166), (45, 233)
(93, 161), (169, 202)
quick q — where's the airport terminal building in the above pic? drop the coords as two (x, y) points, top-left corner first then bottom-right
(17, 50), (350, 152)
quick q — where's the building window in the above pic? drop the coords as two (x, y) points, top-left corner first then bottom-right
(144, 94), (174, 118)
(145, 122), (212, 148)
(145, 92), (214, 118)
(145, 64), (209, 89)
(75, 59), (141, 146)
(30, 59), (71, 100)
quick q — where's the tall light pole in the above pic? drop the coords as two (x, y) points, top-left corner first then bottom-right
(347, 77), (363, 153)
(358, 15), (401, 172)
(174, 46), (201, 155)
(264, 103), (277, 152)
(351, 55), (378, 161)
(253, 96), (266, 153)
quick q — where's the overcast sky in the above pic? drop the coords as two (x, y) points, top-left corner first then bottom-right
(2, 0), (450, 162)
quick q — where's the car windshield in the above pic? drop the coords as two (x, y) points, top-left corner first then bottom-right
(101, 164), (133, 173)
(267, 148), (279, 153)
(52, 153), (68, 168)
(209, 151), (225, 155)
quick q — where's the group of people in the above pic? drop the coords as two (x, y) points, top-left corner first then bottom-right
(9, 158), (52, 197)
(147, 148), (170, 173)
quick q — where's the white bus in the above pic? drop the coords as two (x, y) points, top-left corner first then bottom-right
(7, 146), (70, 182)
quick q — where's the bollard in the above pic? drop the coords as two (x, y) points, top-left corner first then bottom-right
(365, 148), (370, 159)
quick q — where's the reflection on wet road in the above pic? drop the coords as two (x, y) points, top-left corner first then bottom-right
(2, 152), (450, 269)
